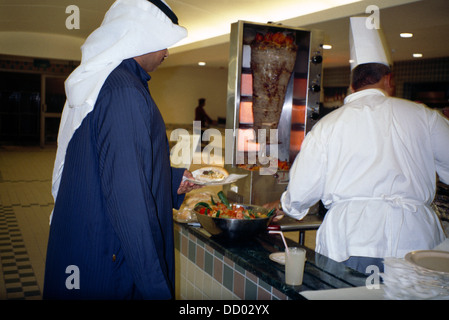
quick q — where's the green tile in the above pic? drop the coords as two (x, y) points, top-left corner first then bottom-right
(223, 264), (233, 292)
(234, 264), (245, 275)
(204, 251), (213, 276)
(214, 250), (223, 260)
(197, 238), (205, 248)
(258, 278), (271, 292)
(244, 278), (257, 300)
(188, 239), (196, 262)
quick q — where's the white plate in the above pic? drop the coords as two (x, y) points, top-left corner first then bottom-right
(404, 250), (449, 273)
(185, 173), (247, 186)
(192, 166), (227, 182)
(269, 252), (286, 265)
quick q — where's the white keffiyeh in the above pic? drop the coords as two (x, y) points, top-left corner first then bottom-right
(51, 0), (187, 214)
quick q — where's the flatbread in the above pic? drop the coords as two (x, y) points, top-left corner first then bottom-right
(183, 192), (218, 209)
(192, 166), (229, 183)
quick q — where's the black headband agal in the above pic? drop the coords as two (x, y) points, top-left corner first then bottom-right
(147, 0), (179, 25)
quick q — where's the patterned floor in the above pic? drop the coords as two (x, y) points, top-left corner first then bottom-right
(0, 204), (42, 299)
(0, 146), (55, 300)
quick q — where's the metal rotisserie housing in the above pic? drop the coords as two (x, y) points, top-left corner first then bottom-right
(224, 21), (324, 205)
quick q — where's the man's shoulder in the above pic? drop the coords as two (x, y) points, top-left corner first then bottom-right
(104, 63), (141, 88)
(94, 62), (151, 113)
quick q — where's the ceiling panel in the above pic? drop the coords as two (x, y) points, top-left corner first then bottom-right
(0, 0), (448, 69)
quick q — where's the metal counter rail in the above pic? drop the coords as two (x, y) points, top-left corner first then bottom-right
(269, 214), (323, 245)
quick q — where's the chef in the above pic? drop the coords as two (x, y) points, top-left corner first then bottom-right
(44, 0), (198, 299)
(277, 17), (449, 274)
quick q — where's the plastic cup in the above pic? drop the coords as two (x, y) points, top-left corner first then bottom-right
(285, 247), (306, 285)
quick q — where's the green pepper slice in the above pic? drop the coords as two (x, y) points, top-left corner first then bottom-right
(194, 202), (212, 211)
(217, 191), (230, 208)
(267, 208), (276, 217)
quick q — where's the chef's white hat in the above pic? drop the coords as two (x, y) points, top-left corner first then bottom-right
(349, 16), (392, 70)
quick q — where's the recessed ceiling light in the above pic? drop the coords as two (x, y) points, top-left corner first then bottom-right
(400, 33), (413, 38)
(413, 53), (423, 58)
(198, 61), (206, 66)
(322, 44), (332, 50)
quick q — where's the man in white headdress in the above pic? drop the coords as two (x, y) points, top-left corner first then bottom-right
(268, 17), (449, 274)
(44, 0), (200, 299)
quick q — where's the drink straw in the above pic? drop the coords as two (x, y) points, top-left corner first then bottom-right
(268, 230), (289, 255)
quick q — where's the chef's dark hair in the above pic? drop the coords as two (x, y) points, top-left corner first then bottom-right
(147, 0), (178, 25)
(351, 63), (392, 91)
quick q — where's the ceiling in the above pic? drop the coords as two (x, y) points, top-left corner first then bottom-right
(1, 0), (448, 69)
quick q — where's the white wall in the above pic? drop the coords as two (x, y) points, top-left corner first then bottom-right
(149, 65), (228, 125)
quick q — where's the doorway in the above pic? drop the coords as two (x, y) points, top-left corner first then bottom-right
(0, 71), (66, 146)
(0, 72), (41, 145)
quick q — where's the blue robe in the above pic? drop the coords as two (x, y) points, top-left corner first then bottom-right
(43, 59), (185, 299)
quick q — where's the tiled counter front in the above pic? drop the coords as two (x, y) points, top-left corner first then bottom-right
(174, 224), (287, 300)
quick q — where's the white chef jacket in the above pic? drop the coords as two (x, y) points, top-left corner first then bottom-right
(281, 89), (449, 262)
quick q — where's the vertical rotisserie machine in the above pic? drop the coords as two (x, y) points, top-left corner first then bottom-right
(224, 21), (324, 205)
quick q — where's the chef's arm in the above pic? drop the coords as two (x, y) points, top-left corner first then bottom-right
(431, 111), (449, 184)
(281, 132), (326, 220)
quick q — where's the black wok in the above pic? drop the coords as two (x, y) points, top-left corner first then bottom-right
(194, 204), (274, 241)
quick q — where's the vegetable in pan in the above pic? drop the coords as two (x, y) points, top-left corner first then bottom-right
(194, 191), (275, 219)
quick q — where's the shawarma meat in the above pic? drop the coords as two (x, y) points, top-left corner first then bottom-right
(251, 32), (298, 143)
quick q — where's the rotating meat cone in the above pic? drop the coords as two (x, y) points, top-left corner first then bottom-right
(251, 32), (297, 143)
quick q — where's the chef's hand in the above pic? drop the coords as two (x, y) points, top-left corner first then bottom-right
(263, 200), (285, 222)
(177, 170), (202, 194)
